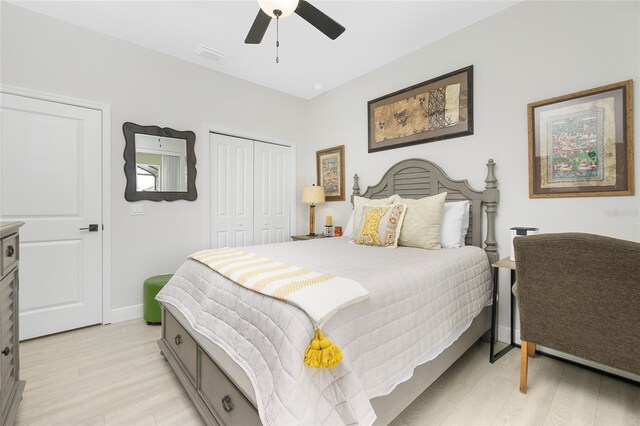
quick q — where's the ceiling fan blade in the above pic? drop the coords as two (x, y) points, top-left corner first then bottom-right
(295, 0), (345, 40)
(245, 9), (272, 44)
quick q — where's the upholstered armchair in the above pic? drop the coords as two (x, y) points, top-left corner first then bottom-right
(513, 233), (640, 393)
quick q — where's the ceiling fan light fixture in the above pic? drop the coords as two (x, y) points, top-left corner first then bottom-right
(257, 0), (299, 19)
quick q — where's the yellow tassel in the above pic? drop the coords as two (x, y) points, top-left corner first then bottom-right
(304, 328), (343, 368)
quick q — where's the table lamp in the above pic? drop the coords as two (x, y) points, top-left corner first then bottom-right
(302, 185), (325, 236)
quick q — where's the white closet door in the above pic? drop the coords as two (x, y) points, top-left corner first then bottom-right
(209, 133), (254, 248)
(1, 93), (103, 339)
(254, 141), (291, 245)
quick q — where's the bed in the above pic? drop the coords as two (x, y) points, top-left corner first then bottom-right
(156, 158), (500, 425)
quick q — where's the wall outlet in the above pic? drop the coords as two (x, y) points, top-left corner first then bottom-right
(130, 203), (144, 216)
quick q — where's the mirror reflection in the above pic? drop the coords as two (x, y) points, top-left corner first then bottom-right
(135, 134), (187, 192)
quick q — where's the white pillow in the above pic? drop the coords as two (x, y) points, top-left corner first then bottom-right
(460, 201), (470, 246)
(441, 201), (470, 248)
(345, 211), (355, 238)
(349, 195), (395, 239)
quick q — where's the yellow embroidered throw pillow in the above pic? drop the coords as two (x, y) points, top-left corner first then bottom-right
(350, 195), (395, 239)
(353, 204), (407, 248)
(394, 192), (447, 250)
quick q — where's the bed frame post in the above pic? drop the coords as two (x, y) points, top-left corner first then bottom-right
(351, 173), (361, 204)
(482, 159), (499, 264)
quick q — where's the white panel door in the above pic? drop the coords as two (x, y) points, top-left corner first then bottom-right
(0, 93), (103, 340)
(209, 133), (254, 248)
(254, 141), (291, 245)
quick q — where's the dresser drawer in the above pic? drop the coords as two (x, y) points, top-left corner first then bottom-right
(199, 349), (260, 426)
(0, 270), (16, 417)
(0, 274), (12, 306)
(0, 271), (15, 341)
(1, 233), (18, 277)
(164, 311), (197, 385)
(0, 322), (16, 404)
(0, 222), (23, 425)
(1, 357), (16, 415)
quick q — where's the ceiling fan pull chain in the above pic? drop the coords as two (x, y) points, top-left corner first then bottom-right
(275, 14), (280, 64)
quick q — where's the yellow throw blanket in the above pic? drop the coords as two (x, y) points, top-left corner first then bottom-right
(189, 247), (369, 368)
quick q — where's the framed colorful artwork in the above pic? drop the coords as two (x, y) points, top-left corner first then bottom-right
(316, 145), (345, 201)
(528, 80), (634, 198)
(367, 65), (473, 153)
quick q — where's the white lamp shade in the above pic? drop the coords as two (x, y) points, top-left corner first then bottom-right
(302, 185), (325, 204)
(258, 0), (299, 18)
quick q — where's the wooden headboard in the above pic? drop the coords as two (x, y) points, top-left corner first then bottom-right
(351, 158), (499, 263)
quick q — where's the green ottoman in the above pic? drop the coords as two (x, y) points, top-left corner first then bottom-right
(143, 274), (173, 325)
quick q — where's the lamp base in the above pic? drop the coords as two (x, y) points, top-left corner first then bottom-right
(308, 204), (316, 236)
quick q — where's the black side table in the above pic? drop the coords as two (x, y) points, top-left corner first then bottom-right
(490, 257), (517, 363)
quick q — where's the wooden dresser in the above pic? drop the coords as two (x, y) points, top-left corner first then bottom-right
(0, 222), (25, 425)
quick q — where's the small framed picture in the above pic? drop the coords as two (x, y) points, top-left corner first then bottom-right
(316, 145), (345, 202)
(528, 80), (634, 198)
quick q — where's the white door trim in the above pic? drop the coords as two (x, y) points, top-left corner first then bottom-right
(202, 124), (297, 249)
(1, 84), (113, 324)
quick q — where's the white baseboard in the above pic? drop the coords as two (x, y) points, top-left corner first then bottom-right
(111, 304), (143, 323)
(498, 325), (517, 344)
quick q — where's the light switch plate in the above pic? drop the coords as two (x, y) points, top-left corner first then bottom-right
(130, 203), (144, 216)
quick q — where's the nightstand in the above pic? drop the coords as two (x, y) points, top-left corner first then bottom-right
(490, 257), (517, 363)
(290, 234), (331, 241)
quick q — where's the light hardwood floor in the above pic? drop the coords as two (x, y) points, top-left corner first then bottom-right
(15, 319), (640, 426)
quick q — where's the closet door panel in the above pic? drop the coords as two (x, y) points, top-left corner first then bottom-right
(272, 149), (288, 243)
(214, 142), (231, 248)
(254, 142), (291, 245)
(233, 142), (253, 246)
(254, 147), (271, 245)
(209, 134), (254, 248)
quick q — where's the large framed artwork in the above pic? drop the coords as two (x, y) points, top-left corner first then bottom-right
(316, 145), (345, 201)
(367, 65), (473, 153)
(528, 80), (634, 198)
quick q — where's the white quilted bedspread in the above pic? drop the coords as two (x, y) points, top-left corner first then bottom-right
(156, 237), (492, 425)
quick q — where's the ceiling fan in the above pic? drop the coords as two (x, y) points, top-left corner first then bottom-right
(245, 0), (346, 45)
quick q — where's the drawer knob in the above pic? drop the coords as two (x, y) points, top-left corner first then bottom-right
(221, 395), (234, 413)
(6, 246), (14, 257)
(1, 347), (9, 356)
(174, 334), (182, 346)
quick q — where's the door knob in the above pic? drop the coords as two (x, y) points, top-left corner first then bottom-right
(80, 224), (99, 232)
(2, 347), (9, 356)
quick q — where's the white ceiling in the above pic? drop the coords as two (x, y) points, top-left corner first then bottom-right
(11, 1), (517, 99)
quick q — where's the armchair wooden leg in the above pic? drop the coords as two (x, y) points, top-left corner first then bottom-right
(527, 342), (536, 358)
(520, 340), (529, 394)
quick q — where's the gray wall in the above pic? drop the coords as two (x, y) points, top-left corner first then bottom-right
(298, 1), (640, 340)
(1, 3), (307, 317)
